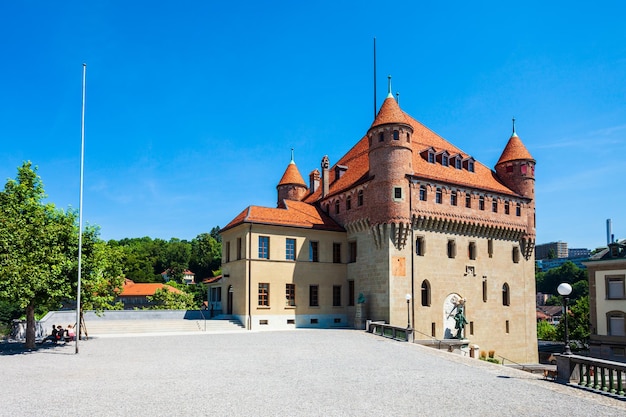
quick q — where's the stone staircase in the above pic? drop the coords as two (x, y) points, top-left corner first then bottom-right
(83, 318), (244, 336)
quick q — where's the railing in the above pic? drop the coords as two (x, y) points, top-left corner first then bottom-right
(198, 308), (207, 332)
(559, 354), (626, 396)
(366, 321), (412, 342)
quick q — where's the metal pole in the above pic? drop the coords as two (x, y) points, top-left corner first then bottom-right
(564, 297), (572, 355)
(76, 63), (86, 354)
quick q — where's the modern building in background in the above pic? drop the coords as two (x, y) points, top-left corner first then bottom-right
(218, 84), (538, 363)
(535, 241), (568, 260)
(584, 240), (626, 362)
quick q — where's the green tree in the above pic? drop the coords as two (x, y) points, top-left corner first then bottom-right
(556, 296), (590, 350)
(209, 225), (222, 244)
(0, 162), (75, 349)
(189, 232), (221, 280)
(537, 320), (558, 341)
(147, 285), (195, 310)
(162, 238), (191, 283)
(536, 261), (587, 298)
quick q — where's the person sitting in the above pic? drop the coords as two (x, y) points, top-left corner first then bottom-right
(41, 325), (58, 344)
(56, 325), (66, 343)
(66, 324), (76, 342)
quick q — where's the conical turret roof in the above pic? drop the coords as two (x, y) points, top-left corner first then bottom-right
(278, 160), (306, 187)
(496, 132), (534, 165)
(370, 96), (412, 129)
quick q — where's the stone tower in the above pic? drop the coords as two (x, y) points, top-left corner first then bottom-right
(495, 121), (536, 258)
(276, 155), (308, 206)
(366, 78), (414, 249)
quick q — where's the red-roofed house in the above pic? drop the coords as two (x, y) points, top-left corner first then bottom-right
(219, 83), (538, 363)
(116, 279), (183, 309)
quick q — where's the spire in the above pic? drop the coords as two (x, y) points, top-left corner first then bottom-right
(496, 123), (534, 166)
(278, 156), (306, 187)
(290, 147), (295, 164)
(512, 117), (518, 137)
(387, 75), (393, 98)
(396, 91), (400, 105)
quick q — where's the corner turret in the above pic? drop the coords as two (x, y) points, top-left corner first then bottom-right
(277, 152), (308, 206)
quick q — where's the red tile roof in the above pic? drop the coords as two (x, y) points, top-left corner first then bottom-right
(496, 133), (534, 165)
(118, 279), (182, 297)
(278, 161), (306, 187)
(222, 200), (344, 232)
(371, 96), (412, 127)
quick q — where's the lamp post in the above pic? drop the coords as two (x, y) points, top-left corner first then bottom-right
(557, 282), (573, 355)
(405, 293), (412, 329)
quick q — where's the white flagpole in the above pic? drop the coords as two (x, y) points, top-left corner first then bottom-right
(76, 63), (86, 354)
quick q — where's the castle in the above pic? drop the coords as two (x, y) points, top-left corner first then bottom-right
(217, 83), (538, 363)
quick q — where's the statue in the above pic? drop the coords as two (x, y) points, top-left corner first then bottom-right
(453, 299), (468, 339)
(357, 293), (366, 304)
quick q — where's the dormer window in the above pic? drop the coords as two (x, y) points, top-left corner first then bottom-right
(428, 152), (435, 163)
(455, 158), (462, 169)
(468, 161), (474, 172)
(442, 155), (449, 166)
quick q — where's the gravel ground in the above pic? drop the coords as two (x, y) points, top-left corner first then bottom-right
(1, 330), (624, 417)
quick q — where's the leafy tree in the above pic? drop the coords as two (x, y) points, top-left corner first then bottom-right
(209, 225), (222, 244)
(189, 233), (221, 280)
(536, 261), (587, 298)
(147, 285), (195, 310)
(0, 162), (75, 349)
(161, 238), (191, 284)
(537, 320), (558, 341)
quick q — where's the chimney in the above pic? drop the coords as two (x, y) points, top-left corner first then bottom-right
(321, 155), (330, 197)
(309, 169), (320, 192)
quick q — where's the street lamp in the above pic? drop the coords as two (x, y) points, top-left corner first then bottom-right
(557, 282), (573, 355)
(405, 293), (412, 329)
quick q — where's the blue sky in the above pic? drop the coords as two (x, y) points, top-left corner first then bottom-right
(1, 1), (624, 249)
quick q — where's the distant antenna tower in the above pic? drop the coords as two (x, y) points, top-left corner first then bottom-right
(607, 219), (612, 245)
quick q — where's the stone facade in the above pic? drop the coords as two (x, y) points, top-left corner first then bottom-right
(219, 92), (538, 363)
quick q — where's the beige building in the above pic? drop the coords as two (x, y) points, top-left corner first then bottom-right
(585, 241), (626, 362)
(218, 86), (538, 363)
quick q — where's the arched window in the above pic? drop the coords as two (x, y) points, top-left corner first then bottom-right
(502, 283), (510, 306)
(346, 195), (352, 210)
(335, 200), (340, 214)
(357, 190), (364, 206)
(421, 280), (431, 307)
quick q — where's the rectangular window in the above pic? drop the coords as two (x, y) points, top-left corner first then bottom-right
(225, 241), (231, 263)
(516, 203), (521, 216)
(309, 241), (319, 262)
(258, 283), (269, 306)
(469, 322), (474, 336)
(358, 190), (364, 206)
(479, 196), (485, 210)
(455, 158), (462, 169)
(285, 283), (295, 307)
(335, 201), (340, 214)
(346, 196), (352, 210)
(210, 287), (222, 302)
(506, 320), (510, 334)
(393, 130), (399, 140)
(492, 199), (498, 213)
(419, 185), (427, 201)
(468, 241), (476, 260)
(512, 246), (520, 263)
(378, 132), (384, 142)
(416, 236), (425, 256)
(394, 187), (402, 200)
(447, 240), (456, 259)
(488, 239), (494, 258)
(349, 241), (357, 263)
(309, 285), (319, 307)
(436, 188), (442, 204)
(348, 280), (355, 306)
(428, 152), (435, 163)
(450, 191), (457, 206)
(333, 243), (341, 263)
(286, 238), (296, 261)
(607, 276), (625, 299)
(442, 155), (449, 166)
(465, 193), (471, 208)
(504, 201), (510, 215)
(236, 238), (242, 260)
(258, 236), (269, 259)
(609, 315), (625, 336)
(333, 285), (341, 306)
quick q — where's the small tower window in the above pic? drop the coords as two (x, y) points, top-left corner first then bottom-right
(479, 196), (485, 210)
(436, 188), (442, 204)
(492, 199), (498, 213)
(482, 277), (488, 302)
(357, 190), (364, 206)
(406, 132), (410, 143)
(465, 193), (471, 208)
(421, 280), (431, 307)
(468, 242), (477, 260)
(335, 200), (340, 214)
(394, 187), (402, 200)
(516, 202), (521, 216)
(512, 246), (520, 263)
(521, 163), (528, 175)
(378, 132), (384, 142)
(416, 236), (425, 256)
(346, 196), (352, 210)
(488, 239), (493, 258)
(502, 283), (510, 306)
(393, 130), (399, 140)
(504, 201), (510, 215)
(447, 240), (456, 259)
(450, 191), (457, 206)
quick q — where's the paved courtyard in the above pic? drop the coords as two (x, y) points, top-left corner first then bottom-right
(1, 329), (624, 416)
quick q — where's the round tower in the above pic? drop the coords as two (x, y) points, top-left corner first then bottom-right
(495, 120), (536, 241)
(276, 152), (308, 206)
(366, 77), (414, 226)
